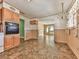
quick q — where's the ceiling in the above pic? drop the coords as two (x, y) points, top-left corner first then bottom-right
(5, 0), (75, 18)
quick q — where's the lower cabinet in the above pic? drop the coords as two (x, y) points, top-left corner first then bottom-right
(4, 36), (20, 50)
(4, 36), (13, 50)
(13, 36), (20, 47)
(26, 30), (38, 40)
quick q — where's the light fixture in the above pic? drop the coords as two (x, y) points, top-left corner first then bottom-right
(61, 2), (64, 19)
(27, 0), (32, 2)
(61, 1), (65, 19)
(24, 0), (32, 2)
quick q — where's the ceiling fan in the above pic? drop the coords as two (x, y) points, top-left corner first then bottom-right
(27, 0), (32, 2)
(24, 0), (32, 2)
(58, 1), (65, 20)
(61, 1), (65, 19)
(57, 0), (65, 20)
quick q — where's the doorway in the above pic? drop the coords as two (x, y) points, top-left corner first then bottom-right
(20, 19), (25, 43)
(44, 24), (55, 46)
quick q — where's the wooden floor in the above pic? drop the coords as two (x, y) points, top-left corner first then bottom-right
(0, 36), (77, 59)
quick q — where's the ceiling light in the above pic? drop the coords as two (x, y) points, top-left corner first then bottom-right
(27, 0), (32, 2)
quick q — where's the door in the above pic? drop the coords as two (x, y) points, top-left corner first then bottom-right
(44, 24), (54, 35)
(44, 24), (55, 46)
(20, 19), (25, 42)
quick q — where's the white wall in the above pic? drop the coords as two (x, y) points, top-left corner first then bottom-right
(20, 15), (30, 31)
(39, 15), (67, 29)
(38, 21), (44, 37)
(20, 15), (31, 40)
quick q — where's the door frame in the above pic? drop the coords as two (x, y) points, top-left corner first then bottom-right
(44, 24), (55, 35)
(44, 24), (55, 40)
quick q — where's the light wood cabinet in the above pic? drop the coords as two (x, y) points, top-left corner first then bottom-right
(31, 30), (38, 39)
(3, 8), (12, 20)
(4, 35), (20, 50)
(0, 0), (3, 3)
(77, 9), (79, 24)
(0, 9), (2, 20)
(30, 20), (38, 25)
(4, 36), (13, 50)
(13, 36), (20, 47)
(2, 8), (20, 50)
(0, 2), (20, 51)
(0, 9), (2, 32)
(26, 30), (38, 40)
(55, 29), (67, 43)
(3, 8), (20, 22)
(12, 12), (20, 22)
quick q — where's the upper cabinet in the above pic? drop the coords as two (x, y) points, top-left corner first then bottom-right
(77, 10), (79, 23)
(0, 9), (2, 22)
(0, 2), (20, 22)
(3, 8), (12, 20)
(12, 12), (20, 22)
(67, 0), (79, 28)
(30, 20), (38, 25)
(0, 9), (3, 32)
(2, 8), (20, 22)
(0, 0), (3, 3)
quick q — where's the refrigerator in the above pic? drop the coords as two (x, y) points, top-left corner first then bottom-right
(0, 33), (4, 53)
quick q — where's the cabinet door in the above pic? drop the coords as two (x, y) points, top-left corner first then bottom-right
(0, 0), (3, 3)
(4, 36), (13, 50)
(3, 8), (12, 20)
(31, 30), (38, 39)
(13, 36), (20, 47)
(12, 13), (20, 22)
(0, 9), (1, 20)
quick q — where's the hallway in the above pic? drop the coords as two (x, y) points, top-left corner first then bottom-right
(0, 38), (77, 59)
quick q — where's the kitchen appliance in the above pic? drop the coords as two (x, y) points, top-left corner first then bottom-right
(5, 22), (19, 34)
(0, 33), (4, 53)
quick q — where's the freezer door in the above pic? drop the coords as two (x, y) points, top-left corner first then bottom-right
(0, 33), (4, 46)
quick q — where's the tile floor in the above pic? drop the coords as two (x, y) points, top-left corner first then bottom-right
(0, 36), (77, 59)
